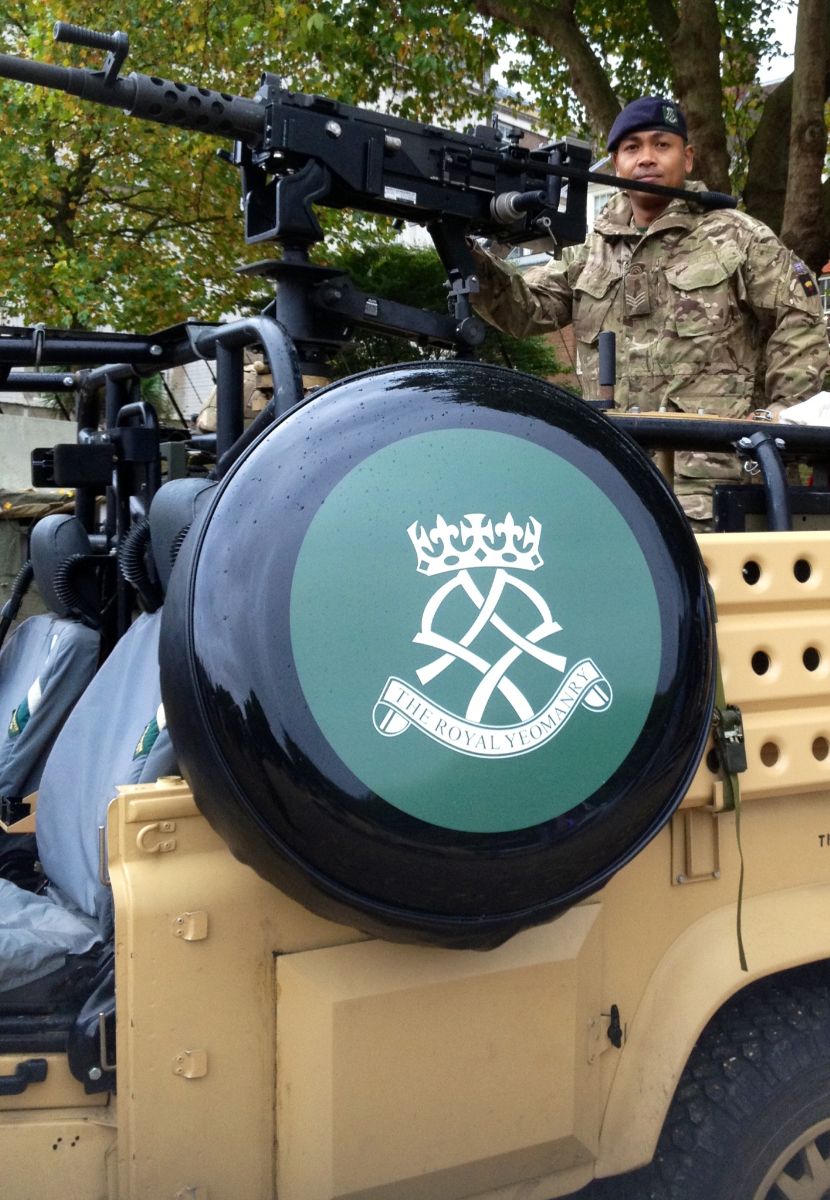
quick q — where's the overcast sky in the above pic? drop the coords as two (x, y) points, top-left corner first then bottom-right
(760, 3), (796, 83)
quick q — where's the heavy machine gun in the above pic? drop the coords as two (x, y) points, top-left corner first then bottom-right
(0, 22), (735, 373)
(0, 23), (821, 539)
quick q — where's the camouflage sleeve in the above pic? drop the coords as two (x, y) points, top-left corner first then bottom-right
(742, 229), (830, 408)
(469, 243), (576, 338)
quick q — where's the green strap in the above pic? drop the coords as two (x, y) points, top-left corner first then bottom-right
(714, 651), (748, 973)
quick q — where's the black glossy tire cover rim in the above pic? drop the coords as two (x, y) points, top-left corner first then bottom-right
(161, 361), (715, 948)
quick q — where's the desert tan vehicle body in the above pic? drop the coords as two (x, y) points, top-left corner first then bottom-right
(2, 524), (829, 1200)
(3, 30), (829, 1197)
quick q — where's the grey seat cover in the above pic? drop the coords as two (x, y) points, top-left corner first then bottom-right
(37, 609), (168, 923)
(0, 513), (101, 799)
(0, 610), (170, 991)
(0, 879), (100, 990)
(0, 615), (100, 799)
(0, 481), (212, 993)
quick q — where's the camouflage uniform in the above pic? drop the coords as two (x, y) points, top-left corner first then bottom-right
(472, 182), (830, 524)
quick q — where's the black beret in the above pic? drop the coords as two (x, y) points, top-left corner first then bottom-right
(608, 97), (687, 152)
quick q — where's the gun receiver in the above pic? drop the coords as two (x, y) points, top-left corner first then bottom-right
(0, 23), (736, 245)
(0, 24), (736, 370)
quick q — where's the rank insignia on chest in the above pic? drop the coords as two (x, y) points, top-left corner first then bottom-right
(624, 265), (652, 317)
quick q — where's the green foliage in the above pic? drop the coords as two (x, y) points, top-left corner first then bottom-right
(0, 0), (806, 334)
(0, 0), (499, 331)
(257, 0), (498, 122)
(0, 0), (280, 329)
(498, 0), (783, 164)
(320, 243), (569, 380)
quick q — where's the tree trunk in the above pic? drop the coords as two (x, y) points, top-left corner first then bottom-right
(743, 74), (792, 234)
(476, 0), (732, 191)
(473, 0), (621, 136)
(666, 0), (731, 193)
(780, 0), (829, 271)
(745, 3), (830, 245)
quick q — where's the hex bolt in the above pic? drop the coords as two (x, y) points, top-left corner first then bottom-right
(88, 1066), (103, 1081)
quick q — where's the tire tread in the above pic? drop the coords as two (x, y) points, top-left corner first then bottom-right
(567, 962), (830, 1200)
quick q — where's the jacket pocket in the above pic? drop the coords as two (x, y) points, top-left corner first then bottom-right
(663, 257), (733, 337)
(572, 265), (621, 344)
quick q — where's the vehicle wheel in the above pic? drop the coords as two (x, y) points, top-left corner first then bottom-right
(589, 963), (830, 1200)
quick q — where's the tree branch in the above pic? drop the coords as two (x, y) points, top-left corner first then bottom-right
(666, 0), (731, 191)
(472, 0), (621, 134)
(646, 0), (679, 43)
(744, 3), (830, 242)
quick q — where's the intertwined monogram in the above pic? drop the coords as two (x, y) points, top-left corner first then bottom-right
(413, 566), (565, 724)
(372, 513), (611, 757)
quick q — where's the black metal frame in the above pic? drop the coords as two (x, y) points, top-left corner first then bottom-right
(0, 23), (826, 602)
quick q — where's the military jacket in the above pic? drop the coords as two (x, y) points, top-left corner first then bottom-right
(472, 184), (829, 415)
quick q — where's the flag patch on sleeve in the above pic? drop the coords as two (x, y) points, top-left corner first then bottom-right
(793, 259), (818, 296)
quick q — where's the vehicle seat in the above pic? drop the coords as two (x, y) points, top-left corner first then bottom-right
(0, 515), (102, 816)
(0, 479), (214, 1005)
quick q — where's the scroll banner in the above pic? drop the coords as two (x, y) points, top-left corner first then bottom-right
(373, 658), (612, 759)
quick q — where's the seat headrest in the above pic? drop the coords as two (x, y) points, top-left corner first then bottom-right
(148, 479), (216, 596)
(30, 516), (99, 623)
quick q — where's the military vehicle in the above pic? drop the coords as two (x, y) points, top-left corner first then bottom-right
(1, 24), (830, 1200)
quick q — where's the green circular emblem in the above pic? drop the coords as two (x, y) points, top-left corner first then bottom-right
(290, 429), (661, 832)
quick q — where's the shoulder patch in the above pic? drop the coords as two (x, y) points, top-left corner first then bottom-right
(134, 715), (159, 760)
(8, 697), (29, 738)
(793, 258), (818, 297)
(133, 704), (166, 760)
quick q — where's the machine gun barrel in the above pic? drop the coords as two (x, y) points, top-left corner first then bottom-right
(0, 51), (266, 144)
(0, 26), (738, 256)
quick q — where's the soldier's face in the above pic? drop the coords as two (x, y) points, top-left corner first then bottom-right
(612, 130), (693, 193)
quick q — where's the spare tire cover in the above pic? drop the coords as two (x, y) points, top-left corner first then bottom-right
(161, 361), (715, 948)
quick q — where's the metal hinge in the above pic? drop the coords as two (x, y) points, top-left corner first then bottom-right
(173, 1048), (208, 1079)
(672, 806), (722, 885)
(588, 1004), (623, 1062)
(172, 911), (209, 941)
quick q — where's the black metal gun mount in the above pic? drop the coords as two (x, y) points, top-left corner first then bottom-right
(0, 23), (736, 374)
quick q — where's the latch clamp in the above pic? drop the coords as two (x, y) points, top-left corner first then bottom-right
(713, 704), (747, 776)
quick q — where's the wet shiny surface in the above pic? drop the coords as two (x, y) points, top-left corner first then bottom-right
(161, 361), (715, 947)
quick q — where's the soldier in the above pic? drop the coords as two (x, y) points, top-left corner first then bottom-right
(471, 95), (830, 527)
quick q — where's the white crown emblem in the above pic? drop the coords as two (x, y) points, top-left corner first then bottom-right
(407, 513), (543, 576)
